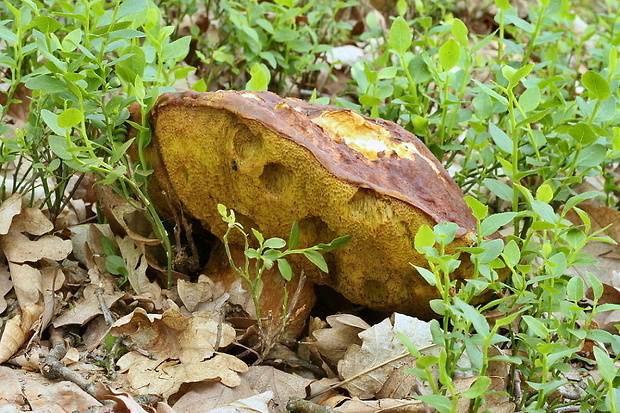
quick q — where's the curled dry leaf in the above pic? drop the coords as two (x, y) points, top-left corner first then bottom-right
(176, 275), (215, 313)
(0, 193), (22, 235)
(110, 307), (248, 398)
(116, 235), (161, 303)
(310, 314), (370, 367)
(0, 303), (43, 363)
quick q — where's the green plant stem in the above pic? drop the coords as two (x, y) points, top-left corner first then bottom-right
(522, 3), (547, 64)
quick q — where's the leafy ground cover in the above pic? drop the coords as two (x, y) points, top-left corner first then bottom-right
(1, 0), (620, 412)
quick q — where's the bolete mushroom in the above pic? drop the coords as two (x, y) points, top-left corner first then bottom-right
(147, 90), (485, 319)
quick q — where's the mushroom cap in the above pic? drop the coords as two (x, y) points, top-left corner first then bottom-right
(149, 90), (483, 318)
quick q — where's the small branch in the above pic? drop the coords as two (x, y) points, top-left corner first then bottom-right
(42, 327), (96, 397)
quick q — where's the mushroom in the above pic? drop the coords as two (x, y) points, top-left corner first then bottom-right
(147, 90), (488, 319)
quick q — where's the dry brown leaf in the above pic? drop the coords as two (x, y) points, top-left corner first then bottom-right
(338, 314), (436, 399)
(0, 303), (42, 363)
(0, 365), (101, 413)
(116, 236), (161, 304)
(0, 193), (22, 235)
(0, 260), (45, 363)
(9, 206), (54, 235)
(208, 391), (273, 413)
(69, 223), (114, 267)
(1, 233), (72, 263)
(0, 263), (12, 313)
(334, 397), (427, 412)
(95, 184), (161, 246)
(311, 314), (370, 367)
(94, 384), (150, 413)
(245, 365), (311, 411)
(171, 378), (255, 413)
(52, 283), (125, 328)
(111, 307), (248, 398)
(177, 276), (215, 313)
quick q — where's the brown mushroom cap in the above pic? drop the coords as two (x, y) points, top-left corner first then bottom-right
(148, 90), (483, 318)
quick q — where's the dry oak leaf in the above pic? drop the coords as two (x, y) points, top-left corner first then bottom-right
(110, 307), (247, 398)
(0, 365), (102, 413)
(171, 378), (256, 413)
(52, 283), (125, 328)
(208, 391), (273, 413)
(245, 365), (312, 412)
(0, 203), (72, 263)
(337, 314), (435, 399)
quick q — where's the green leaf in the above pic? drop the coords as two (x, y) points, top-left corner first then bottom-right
(416, 355), (439, 369)
(414, 225), (435, 254)
(304, 250), (328, 272)
(594, 346), (617, 383)
(388, 17), (412, 55)
(477, 238), (504, 264)
(251, 228), (264, 244)
(451, 18), (469, 47)
(501, 239), (520, 265)
(264, 237), (286, 249)
(531, 200), (558, 224)
(455, 298), (490, 336)
(489, 123), (513, 153)
(41, 110), (66, 135)
(438, 38), (461, 71)
(494, 0), (512, 10)
(461, 376), (491, 399)
(192, 78), (207, 92)
(25, 74), (68, 94)
(568, 122), (597, 145)
(415, 395), (452, 413)
(319, 235), (351, 251)
(246, 62), (271, 91)
(506, 63), (534, 89)
(535, 184), (554, 203)
(33, 16), (63, 34)
(464, 196), (488, 221)
(586, 272), (603, 302)
(48, 135), (72, 160)
(395, 331), (421, 357)
(217, 204), (228, 217)
(277, 258), (293, 281)
(105, 255), (127, 276)
(413, 265), (437, 286)
(566, 276), (585, 303)
(582, 70), (611, 100)
(288, 222), (300, 249)
(484, 178), (514, 203)
(576, 144), (606, 168)
(522, 315), (548, 338)
(57, 108), (84, 128)
(117, 0), (148, 18)
(518, 86), (541, 112)
(480, 212), (517, 238)
(162, 36), (191, 62)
